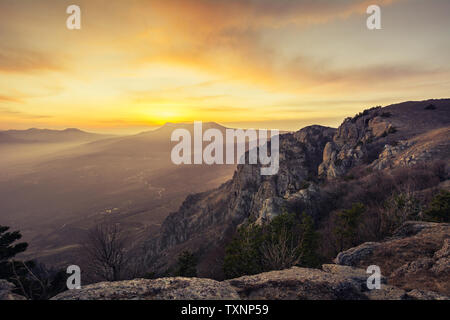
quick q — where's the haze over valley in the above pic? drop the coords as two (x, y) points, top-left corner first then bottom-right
(0, 123), (236, 266)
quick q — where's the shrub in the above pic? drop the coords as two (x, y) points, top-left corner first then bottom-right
(424, 190), (450, 223)
(223, 212), (321, 278)
(425, 104), (436, 110)
(381, 192), (422, 235)
(333, 203), (365, 251)
(175, 251), (198, 277)
(223, 223), (264, 279)
(298, 213), (321, 268)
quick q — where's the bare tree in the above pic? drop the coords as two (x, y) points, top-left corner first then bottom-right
(84, 223), (129, 281)
(261, 227), (301, 271)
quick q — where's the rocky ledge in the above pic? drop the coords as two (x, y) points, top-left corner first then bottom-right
(52, 263), (448, 301)
(51, 221), (449, 301)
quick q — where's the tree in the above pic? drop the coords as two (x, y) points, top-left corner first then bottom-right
(84, 223), (129, 281)
(381, 191), (421, 235)
(0, 225), (29, 282)
(0, 225), (28, 277)
(333, 203), (365, 251)
(0, 225), (65, 299)
(224, 212), (322, 278)
(223, 223), (264, 279)
(260, 213), (302, 271)
(424, 190), (450, 223)
(175, 251), (197, 277)
(298, 213), (321, 268)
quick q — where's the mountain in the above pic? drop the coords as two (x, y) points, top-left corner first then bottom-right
(0, 128), (110, 144)
(144, 99), (450, 278)
(0, 128), (113, 171)
(0, 122), (236, 268)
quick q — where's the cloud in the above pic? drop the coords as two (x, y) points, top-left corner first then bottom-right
(0, 107), (52, 120)
(128, 0), (416, 95)
(150, 0), (407, 29)
(0, 95), (23, 103)
(0, 48), (64, 74)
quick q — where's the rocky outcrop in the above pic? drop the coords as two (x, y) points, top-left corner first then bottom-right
(144, 99), (450, 278)
(145, 125), (336, 276)
(0, 280), (26, 300)
(320, 100), (450, 178)
(51, 277), (240, 300)
(226, 265), (369, 300)
(335, 221), (450, 295)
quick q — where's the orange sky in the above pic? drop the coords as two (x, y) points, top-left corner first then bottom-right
(1, 0), (449, 133)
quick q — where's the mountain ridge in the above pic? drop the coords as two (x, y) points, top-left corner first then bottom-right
(143, 99), (450, 279)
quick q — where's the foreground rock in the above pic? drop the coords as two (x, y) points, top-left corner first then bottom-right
(226, 265), (368, 300)
(51, 264), (448, 300)
(52, 277), (240, 300)
(0, 280), (26, 300)
(335, 221), (450, 296)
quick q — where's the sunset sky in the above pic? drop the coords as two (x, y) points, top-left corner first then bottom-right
(1, 0), (449, 133)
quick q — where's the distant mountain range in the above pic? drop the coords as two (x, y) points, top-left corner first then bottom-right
(0, 122), (236, 268)
(0, 128), (111, 144)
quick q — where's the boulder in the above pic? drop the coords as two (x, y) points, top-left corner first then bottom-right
(52, 277), (239, 300)
(335, 221), (450, 295)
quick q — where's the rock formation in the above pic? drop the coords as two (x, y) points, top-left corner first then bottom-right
(144, 99), (449, 277)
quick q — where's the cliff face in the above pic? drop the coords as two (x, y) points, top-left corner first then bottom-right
(146, 125), (336, 275)
(145, 99), (450, 277)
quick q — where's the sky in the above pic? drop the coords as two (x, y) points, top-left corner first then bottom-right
(0, 0), (449, 134)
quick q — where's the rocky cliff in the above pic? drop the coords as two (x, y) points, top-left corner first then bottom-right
(52, 221), (449, 300)
(145, 99), (449, 277)
(319, 100), (450, 177)
(146, 125), (336, 276)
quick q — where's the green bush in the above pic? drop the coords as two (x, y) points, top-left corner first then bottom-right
(223, 212), (321, 279)
(333, 203), (365, 251)
(223, 223), (264, 279)
(175, 251), (198, 277)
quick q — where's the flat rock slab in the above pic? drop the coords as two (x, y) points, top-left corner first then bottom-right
(52, 277), (240, 300)
(226, 266), (367, 300)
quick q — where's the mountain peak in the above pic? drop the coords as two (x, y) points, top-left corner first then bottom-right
(63, 128), (84, 133)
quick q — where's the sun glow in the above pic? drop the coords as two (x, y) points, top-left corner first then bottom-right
(1, 0), (450, 133)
